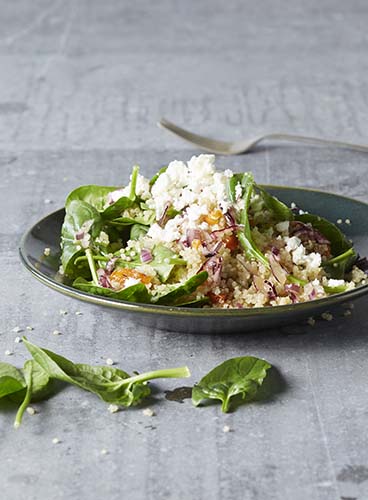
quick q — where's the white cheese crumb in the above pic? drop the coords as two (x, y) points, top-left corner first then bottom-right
(224, 169), (233, 178)
(59, 309), (68, 316)
(223, 425), (231, 433)
(100, 448), (108, 455)
(275, 221), (289, 233)
(321, 312), (333, 321)
(26, 406), (36, 415)
(336, 218), (342, 224)
(26, 326), (34, 331)
(14, 337), (22, 344)
(291, 202), (296, 209)
(327, 279), (345, 287)
(345, 218), (351, 225)
(5, 350), (13, 356)
(285, 236), (301, 252)
(108, 404), (120, 413)
(12, 326), (22, 333)
(307, 317), (315, 326)
(142, 408), (155, 417)
(106, 358), (114, 366)
(52, 437), (60, 444)
(44, 247), (51, 256)
(52, 330), (61, 336)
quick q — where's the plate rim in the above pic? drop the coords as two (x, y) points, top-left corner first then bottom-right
(19, 184), (368, 317)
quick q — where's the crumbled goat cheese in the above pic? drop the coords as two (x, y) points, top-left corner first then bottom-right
(327, 279), (345, 287)
(285, 236), (301, 252)
(124, 277), (140, 288)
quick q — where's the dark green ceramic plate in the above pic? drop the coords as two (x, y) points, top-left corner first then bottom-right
(19, 186), (368, 333)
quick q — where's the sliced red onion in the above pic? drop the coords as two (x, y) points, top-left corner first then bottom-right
(210, 225), (243, 240)
(141, 248), (153, 263)
(271, 246), (280, 258)
(199, 256), (223, 284)
(185, 229), (203, 246)
(290, 221), (330, 245)
(106, 257), (118, 273)
(157, 203), (170, 227)
(97, 268), (111, 288)
(264, 280), (277, 300)
(269, 254), (287, 285)
(285, 283), (301, 293)
(224, 208), (236, 226)
(309, 288), (317, 300)
(205, 241), (223, 258)
(75, 231), (84, 241)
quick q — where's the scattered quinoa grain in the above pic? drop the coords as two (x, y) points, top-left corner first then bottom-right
(336, 219), (342, 224)
(52, 437), (60, 444)
(12, 326), (22, 333)
(345, 218), (351, 225)
(26, 326), (34, 331)
(26, 406), (36, 415)
(108, 404), (119, 413)
(223, 425), (231, 433)
(106, 358), (114, 366)
(59, 309), (68, 315)
(5, 350), (13, 356)
(52, 330), (61, 336)
(44, 247), (51, 256)
(343, 310), (352, 317)
(142, 408), (155, 417)
(75, 311), (83, 316)
(100, 448), (108, 455)
(14, 337), (22, 344)
(321, 312), (333, 321)
(44, 199), (52, 204)
(307, 317), (315, 326)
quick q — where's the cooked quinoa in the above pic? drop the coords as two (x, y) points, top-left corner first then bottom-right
(61, 155), (367, 308)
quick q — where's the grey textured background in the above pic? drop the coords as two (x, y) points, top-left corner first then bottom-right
(1, 1), (368, 499)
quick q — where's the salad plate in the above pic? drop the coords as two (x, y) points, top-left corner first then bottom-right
(19, 184), (368, 334)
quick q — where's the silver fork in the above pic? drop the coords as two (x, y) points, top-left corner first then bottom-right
(158, 118), (368, 155)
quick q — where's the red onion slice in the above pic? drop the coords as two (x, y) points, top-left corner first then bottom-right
(269, 254), (287, 285)
(97, 268), (111, 288)
(141, 248), (153, 263)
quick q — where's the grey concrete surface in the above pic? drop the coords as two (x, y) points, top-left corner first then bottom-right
(1, 1), (368, 499)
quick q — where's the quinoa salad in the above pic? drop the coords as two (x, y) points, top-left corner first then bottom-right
(60, 155), (367, 308)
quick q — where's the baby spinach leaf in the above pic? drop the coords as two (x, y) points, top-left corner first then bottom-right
(323, 247), (357, 280)
(236, 173), (269, 267)
(149, 166), (167, 186)
(256, 186), (294, 222)
(23, 338), (190, 407)
(72, 277), (152, 303)
(61, 200), (102, 278)
(66, 185), (117, 211)
(154, 271), (208, 305)
(150, 244), (185, 283)
(0, 362), (26, 399)
(130, 224), (149, 240)
(102, 197), (134, 221)
(192, 356), (271, 413)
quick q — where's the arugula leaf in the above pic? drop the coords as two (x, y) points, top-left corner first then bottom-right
(72, 277), (152, 303)
(23, 338), (190, 407)
(154, 271), (208, 305)
(297, 214), (357, 278)
(236, 173), (269, 267)
(61, 200), (102, 278)
(256, 186), (294, 222)
(0, 362), (26, 399)
(192, 356), (271, 413)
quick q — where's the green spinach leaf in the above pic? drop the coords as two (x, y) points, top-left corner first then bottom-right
(72, 277), (152, 303)
(256, 186), (294, 222)
(154, 271), (208, 305)
(192, 356), (271, 413)
(0, 362), (26, 399)
(23, 338), (190, 407)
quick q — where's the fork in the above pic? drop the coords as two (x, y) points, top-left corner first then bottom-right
(158, 118), (368, 155)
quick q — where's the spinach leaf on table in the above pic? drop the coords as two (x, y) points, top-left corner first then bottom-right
(23, 338), (190, 407)
(256, 186), (294, 222)
(0, 362), (26, 399)
(192, 356), (271, 413)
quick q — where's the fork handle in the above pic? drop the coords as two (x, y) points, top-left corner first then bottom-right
(263, 133), (368, 153)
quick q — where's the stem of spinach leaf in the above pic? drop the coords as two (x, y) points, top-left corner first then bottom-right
(117, 366), (190, 386)
(129, 165), (139, 200)
(14, 363), (33, 429)
(85, 248), (99, 285)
